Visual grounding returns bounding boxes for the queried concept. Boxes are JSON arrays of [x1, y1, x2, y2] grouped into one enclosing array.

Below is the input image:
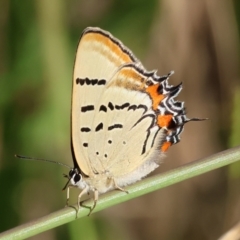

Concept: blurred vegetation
[[0, 0, 240, 239]]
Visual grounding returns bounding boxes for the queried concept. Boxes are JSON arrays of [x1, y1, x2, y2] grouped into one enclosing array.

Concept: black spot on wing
[[81, 127, 91, 132], [83, 143, 88, 147], [81, 105, 94, 112], [91, 79, 98, 85], [121, 102, 130, 109], [115, 102, 130, 110], [128, 105, 137, 111], [76, 78, 106, 86], [108, 102, 114, 110], [98, 79, 106, 85], [95, 123, 103, 132], [86, 78, 91, 85], [128, 104, 148, 113], [99, 105, 107, 112], [115, 105, 121, 110], [108, 124, 123, 131], [76, 78, 85, 85]]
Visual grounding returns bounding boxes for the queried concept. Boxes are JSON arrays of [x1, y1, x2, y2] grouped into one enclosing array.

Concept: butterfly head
[[69, 168, 82, 186], [66, 168, 91, 192]]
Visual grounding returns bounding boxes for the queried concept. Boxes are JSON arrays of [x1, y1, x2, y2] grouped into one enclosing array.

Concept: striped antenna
[[15, 154, 72, 169]]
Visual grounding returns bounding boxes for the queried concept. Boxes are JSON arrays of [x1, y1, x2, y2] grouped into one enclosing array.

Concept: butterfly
[[65, 27, 205, 215]]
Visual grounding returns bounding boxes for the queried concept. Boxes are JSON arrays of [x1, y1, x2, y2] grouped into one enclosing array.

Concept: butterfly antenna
[[15, 154, 72, 169]]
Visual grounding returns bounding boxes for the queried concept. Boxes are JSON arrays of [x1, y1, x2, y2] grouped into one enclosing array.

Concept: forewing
[[72, 27, 140, 175]]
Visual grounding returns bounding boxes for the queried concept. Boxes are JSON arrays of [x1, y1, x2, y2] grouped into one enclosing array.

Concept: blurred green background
[[1, 0, 240, 239]]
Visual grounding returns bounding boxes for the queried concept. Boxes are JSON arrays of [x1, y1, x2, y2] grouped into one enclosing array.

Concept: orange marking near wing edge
[[120, 68, 144, 81], [157, 115, 173, 128], [146, 84, 164, 110], [84, 32, 133, 64], [161, 141, 172, 152]]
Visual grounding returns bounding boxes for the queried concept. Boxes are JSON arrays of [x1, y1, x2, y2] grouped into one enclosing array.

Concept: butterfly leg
[[65, 185, 73, 207], [77, 187, 89, 215], [88, 189, 99, 216], [112, 178, 129, 194]]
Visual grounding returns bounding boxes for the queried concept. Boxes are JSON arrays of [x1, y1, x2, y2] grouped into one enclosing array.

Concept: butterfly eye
[[73, 173, 81, 183], [69, 169, 75, 177]]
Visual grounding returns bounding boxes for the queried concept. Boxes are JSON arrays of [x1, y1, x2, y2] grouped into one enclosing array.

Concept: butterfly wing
[[72, 27, 141, 176], [86, 64, 166, 186]]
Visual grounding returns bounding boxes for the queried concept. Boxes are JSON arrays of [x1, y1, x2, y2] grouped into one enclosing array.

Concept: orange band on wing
[[161, 141, 172, 152], [157, 115, 173, 128], [84, 33, 133, 65], [120, 68, 144, 82], [146, 84, 164, 110]]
